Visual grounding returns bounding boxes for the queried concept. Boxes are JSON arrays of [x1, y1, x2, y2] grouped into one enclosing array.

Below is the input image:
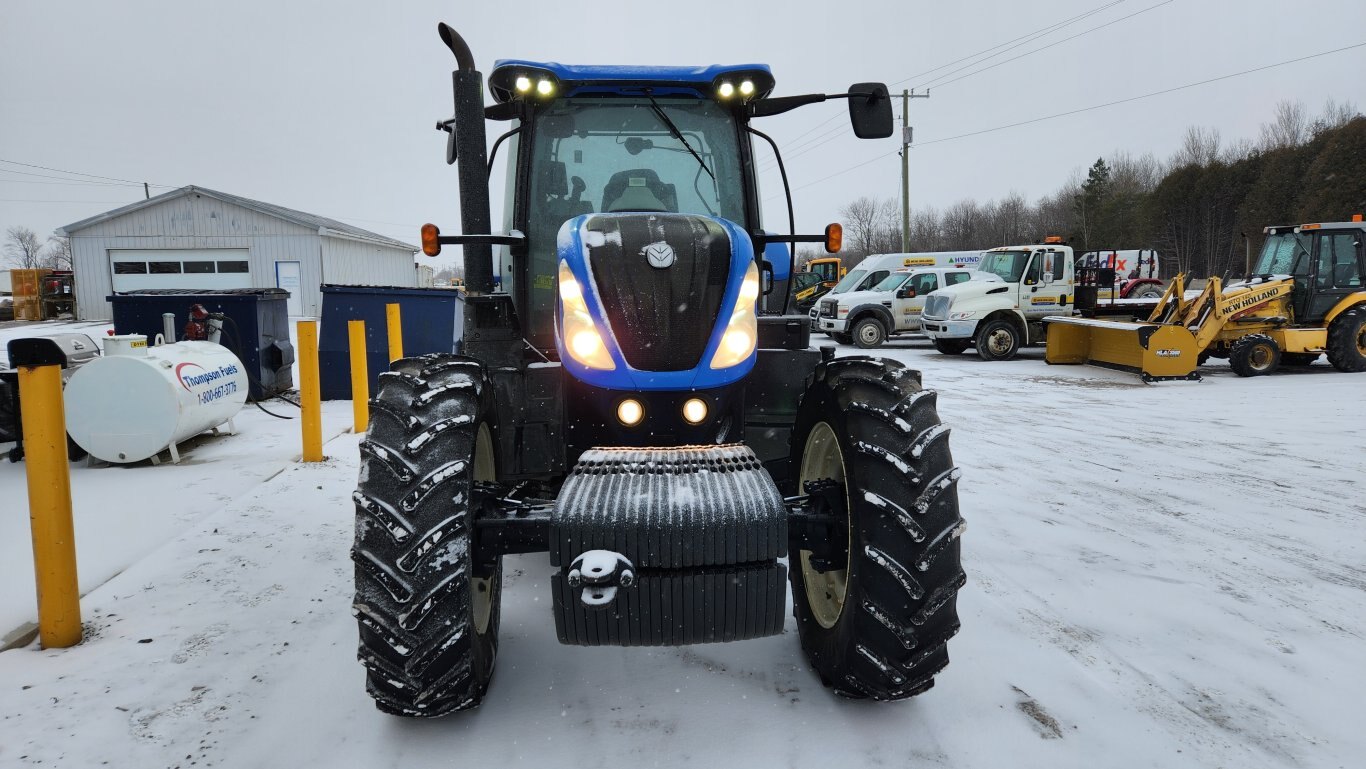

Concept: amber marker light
[[825, 223, 843, 253], [421, 223, 441, 257]]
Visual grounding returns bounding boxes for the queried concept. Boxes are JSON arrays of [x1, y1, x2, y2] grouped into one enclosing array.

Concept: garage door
[[109, 249, 254, 292]]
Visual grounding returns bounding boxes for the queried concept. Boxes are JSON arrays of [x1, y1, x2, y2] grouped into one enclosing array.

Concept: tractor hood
[[555, 212, 758, 392]]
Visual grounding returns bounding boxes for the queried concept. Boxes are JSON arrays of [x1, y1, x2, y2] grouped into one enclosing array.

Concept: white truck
[[808, 250, 981, 335], [814, 266, 981, 347], [920, 240, 1082, 360]]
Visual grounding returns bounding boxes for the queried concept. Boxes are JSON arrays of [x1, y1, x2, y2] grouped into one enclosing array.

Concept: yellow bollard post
[[18, 363, 83, 648], [386, 303, 403, 362], [297, 320, 324, 462], [348, 320, 369, 434]]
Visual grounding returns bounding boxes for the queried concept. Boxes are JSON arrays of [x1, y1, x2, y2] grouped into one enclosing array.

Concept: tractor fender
[[1324, 293, 1366, 326], [845, 303, 894, 331]]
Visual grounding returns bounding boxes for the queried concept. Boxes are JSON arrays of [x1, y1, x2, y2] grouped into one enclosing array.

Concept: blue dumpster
[[109, 289, 294, 400], [318, 285, 464, 401]]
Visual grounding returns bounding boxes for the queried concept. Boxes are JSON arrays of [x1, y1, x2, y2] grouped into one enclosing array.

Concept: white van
[[815, 265, 983, 347], [808, 251, 982, 332]]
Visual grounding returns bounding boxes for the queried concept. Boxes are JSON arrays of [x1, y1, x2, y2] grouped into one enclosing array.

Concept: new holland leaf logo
[[643, 241, 675, 269]]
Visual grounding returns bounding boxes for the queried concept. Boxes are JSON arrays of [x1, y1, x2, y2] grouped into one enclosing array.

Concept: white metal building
[[60, 186, 419, 319]]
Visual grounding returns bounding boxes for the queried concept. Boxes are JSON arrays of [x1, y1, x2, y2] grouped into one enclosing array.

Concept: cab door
[[894, 272, 939, 330], [1306, 230, 1363, 322], [1022, 249, 1069, 319]]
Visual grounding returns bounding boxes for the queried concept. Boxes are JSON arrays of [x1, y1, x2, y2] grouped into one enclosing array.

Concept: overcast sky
[[2, 0, 1363, 271]]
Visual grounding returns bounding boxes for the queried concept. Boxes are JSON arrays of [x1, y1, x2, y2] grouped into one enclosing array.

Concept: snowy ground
[[1, 325, 1363, 769]]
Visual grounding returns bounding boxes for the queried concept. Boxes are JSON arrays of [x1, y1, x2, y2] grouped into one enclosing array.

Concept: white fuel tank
[[64, 335, 248, 463]]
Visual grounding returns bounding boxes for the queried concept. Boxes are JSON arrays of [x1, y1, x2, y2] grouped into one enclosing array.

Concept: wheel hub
[[798, 422, 851, 629]]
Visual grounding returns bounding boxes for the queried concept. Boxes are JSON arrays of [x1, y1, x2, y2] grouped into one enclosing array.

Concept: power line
[[917, 0, 1175, 91], [763, 2, 1166, 173], [763, 0, 1130, 164], [894, 0, 1128, 86], [0, 158, 175, 189], [763, 41, 1366, 199], [916, 41, 1366, 147]]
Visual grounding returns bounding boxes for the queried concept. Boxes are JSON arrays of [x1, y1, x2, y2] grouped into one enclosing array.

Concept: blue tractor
[[351, 24, 966, 716]]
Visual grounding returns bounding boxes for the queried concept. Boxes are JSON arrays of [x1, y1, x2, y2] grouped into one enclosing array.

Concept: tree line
[[818, 99, 1366, 278]]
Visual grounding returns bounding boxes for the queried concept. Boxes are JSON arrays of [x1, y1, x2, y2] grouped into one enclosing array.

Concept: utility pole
[[901, 88, 929, 252]]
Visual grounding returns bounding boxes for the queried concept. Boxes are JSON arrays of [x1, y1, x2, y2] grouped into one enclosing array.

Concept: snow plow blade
[[1045, 316, 1202, 383]]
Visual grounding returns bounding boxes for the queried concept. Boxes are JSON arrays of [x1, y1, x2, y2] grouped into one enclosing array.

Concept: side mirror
[[897, 287, 915, 299], [848, 82, 893, 139], [1041, 271, 1055, 286]]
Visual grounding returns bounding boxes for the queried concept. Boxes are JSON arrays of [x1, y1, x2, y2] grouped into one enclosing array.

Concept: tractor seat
[[602, 169, 677, 213]]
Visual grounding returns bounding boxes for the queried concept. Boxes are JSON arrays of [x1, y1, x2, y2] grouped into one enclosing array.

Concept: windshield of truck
[[832, 269, 867, 293], [977, 250, 1031, 282], [523, 97, 746, 349], [794, 272, 822, 291], [873, 273, 911, 292], [1253, 233, 1312, 275]]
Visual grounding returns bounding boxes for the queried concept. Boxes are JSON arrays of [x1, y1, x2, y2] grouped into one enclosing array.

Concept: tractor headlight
[[515, 76, 532, 93], [559, 260, 615, 370], [717, 81, 736, 99], [709, 261, 760, 369]]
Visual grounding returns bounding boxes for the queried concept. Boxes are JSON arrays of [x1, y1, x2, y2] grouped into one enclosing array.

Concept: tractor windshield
[[1253, 232, 1312, 275], [977, 250, 1031, 282], [523, 97, 746, 349]]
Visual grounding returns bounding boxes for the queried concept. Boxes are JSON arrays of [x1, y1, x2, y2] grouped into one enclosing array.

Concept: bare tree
[[1311, 97, 1361, 136], [1172, 126, 1222, 167], [4, 226, 46, 269], [44, 236, 73, 270], [838, 196, 882, 257], [1109, 151, 1164, 194], [1258, 100, 1308, 150]]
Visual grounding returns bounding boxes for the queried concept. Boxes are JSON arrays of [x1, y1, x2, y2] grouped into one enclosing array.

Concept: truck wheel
[[1325, 306, 1366, 372], [933, 339, 969, 355], [789, 356, 965, 700], [352, 354, 501, 717], [852, 318, 887, 349], [831, 332, 853, 345], [1229, 334, 1280, 377], [975, 319, 1020, 361]]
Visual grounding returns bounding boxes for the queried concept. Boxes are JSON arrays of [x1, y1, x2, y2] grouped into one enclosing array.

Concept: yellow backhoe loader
[[1046, 219, 1366, 382]]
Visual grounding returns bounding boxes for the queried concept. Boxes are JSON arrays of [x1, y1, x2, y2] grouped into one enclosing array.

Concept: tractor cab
[[1255, 223, 1365, 323]]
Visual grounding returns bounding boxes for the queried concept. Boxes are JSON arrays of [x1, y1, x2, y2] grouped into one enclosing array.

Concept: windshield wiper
[[644, 91, 714, 181]]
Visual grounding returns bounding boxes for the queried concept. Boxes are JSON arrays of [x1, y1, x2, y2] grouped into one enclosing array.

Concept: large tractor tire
[[852, 318, 887, 349], [1229, 334, 1280, 377], [352, 354, 502, 717], [789, 356, 965, 700], [1129, 284, 1165, 300], [1326, 306, 1366, 372], [975, 319, 1020, 361]]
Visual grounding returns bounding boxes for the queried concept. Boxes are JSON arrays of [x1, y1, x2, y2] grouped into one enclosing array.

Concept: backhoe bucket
[[1045, 316, 1201, 382]]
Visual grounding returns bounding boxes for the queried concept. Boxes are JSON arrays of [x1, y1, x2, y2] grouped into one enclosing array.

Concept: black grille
[[584, 214, 731, 371], [820, 298, 838, 317]]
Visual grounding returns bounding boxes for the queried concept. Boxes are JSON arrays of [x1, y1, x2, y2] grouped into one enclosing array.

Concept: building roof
[[58, 185, 417, 252]]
